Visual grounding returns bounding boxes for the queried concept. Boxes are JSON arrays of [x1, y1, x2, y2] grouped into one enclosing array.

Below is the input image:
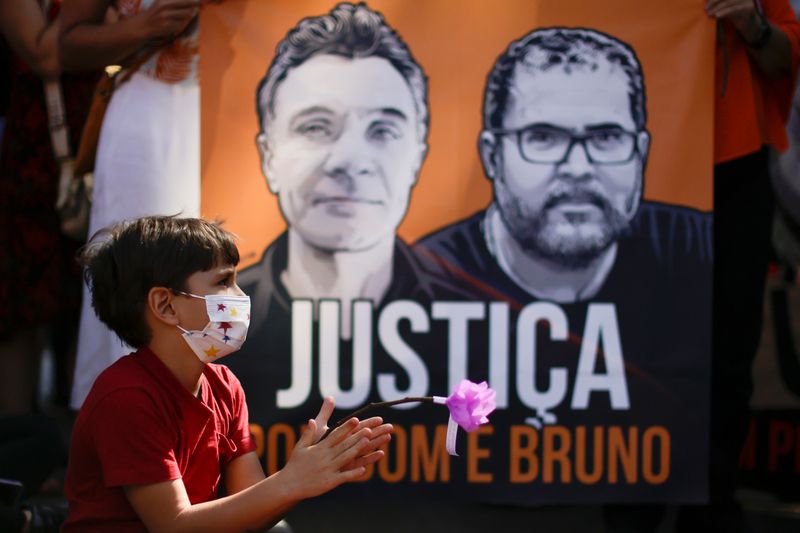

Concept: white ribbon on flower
[[433, 396, 459, 456]]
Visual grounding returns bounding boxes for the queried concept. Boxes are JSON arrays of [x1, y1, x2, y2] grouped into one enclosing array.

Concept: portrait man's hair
[[256, 2, 429, 141], [483, 27, 647, 131]]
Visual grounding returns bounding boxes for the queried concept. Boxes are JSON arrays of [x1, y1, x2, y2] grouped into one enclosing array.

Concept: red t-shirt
[[62, 347, 256, 532]]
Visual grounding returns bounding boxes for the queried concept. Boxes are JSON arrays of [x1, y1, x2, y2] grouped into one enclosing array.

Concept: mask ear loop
[[171, 289, 207, 336], [172, 289, 206, 300]]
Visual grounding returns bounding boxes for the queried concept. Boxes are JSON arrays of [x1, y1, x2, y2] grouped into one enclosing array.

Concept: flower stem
[[321, 396, 433, 440]]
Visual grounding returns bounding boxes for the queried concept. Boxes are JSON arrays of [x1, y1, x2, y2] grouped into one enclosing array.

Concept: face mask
[[175, 292, 251, 363]]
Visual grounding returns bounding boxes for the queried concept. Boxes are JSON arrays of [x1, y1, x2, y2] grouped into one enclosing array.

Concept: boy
[[62, 216, 392, 532]]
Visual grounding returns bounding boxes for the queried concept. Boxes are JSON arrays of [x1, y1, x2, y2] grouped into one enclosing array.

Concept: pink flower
[[445, 380, 496, 432]]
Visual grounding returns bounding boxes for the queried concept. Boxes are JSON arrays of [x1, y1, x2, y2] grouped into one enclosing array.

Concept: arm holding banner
[[0, 0, 60, 80], [59, 0, 199, 72], [706, 0, 800, 79]]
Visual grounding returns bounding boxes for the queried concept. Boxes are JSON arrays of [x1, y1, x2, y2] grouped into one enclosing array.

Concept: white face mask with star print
[[176, 293, 251, 363]]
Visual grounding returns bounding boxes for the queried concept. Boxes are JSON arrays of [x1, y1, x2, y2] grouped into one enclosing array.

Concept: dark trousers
[[676, 149, 773, 531], [605, 149, 774, 532], [0, 414, 66, 532]]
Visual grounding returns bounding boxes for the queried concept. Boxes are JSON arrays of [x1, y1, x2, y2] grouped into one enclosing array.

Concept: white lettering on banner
[[571, 304, 630, 410], [431, 302, 485, 396], [319, 300, 373, 409], [377, 301, 430, 406], [516, 303, 569, 426], [489, 302, 510, 408], [277, 300, 631, 416], [276, 299, 313, 408]]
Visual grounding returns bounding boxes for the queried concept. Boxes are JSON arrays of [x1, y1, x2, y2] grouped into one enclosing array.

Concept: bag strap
[[46, 46, 161, 210], [44, 81, 70, 162], [116, 46, 159, 85], [38, 0, 76, 209]]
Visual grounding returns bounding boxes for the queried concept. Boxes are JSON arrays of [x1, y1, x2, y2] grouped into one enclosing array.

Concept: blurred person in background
[[0, 2, 98, 531], [60, 0, 207, 410], [0, 0, 98, 415], [686, 1, 799, 531]]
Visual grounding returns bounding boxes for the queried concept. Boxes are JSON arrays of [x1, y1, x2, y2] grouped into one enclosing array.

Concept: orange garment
[[116, 0, 198, 85], [715, 0, 800, 163]]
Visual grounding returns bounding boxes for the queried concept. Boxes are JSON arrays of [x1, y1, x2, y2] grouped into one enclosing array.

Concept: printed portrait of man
[[413, 28, 713, 491], [417, 27, 713, 305], [226, 2, 469, 435], [239, 2, 467, 338]]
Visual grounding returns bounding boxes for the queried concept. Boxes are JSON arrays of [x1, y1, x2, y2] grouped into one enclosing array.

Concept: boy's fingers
[[333, 427, 373, 456], [342, 441, 389, 471], [297, 419, 316, 448], [331, 428, 372, 463], [355, 416, 383, 431], [325, 417, 359, 445], [369, 430, 393, 445], [312, 397, 336, 442], [337, 466, 367, 484], [347, 449, 386, 470], [334, 436, 371, 470], [360, 433, 392, 456], [368, 423, 393, 440]]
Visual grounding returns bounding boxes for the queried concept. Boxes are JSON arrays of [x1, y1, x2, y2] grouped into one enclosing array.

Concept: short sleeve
[[765, 0, 800, 76], [222, 370, 257, 464], [88, 388, 182, 487]]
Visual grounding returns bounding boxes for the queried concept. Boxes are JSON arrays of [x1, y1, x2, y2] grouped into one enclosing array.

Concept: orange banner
[[200, 0, 714, 503]]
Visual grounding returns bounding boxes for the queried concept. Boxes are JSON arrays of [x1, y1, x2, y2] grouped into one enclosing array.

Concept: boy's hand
[[279, 400, 393, 501], [280, 417, 368, 500], [341, 415, 393, 471], [309, 397, 393, 471], [310, 396, 336, 443]]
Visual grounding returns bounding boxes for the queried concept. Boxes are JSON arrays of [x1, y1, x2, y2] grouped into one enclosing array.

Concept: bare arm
[[0, 0, 60, 80], [59, 0, 200, 72], [126, 417, 392, 533], [707, 0, 793, 79], [222, 399, 391, 532]]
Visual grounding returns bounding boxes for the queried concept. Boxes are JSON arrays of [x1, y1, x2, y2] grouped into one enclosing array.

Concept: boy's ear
[[147, 287, 180, 326]]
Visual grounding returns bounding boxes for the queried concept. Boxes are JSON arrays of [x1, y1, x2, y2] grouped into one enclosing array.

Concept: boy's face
[[175, 263, 245, 331]]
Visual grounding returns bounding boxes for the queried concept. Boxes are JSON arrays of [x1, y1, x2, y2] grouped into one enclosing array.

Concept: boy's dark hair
[[80, 216, 240, 348]]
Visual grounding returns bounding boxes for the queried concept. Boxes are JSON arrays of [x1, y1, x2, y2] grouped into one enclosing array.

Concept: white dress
[[69, 70, 200, 409]]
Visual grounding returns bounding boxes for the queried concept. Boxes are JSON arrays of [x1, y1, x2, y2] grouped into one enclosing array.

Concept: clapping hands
[[278, 397, 393, 501]]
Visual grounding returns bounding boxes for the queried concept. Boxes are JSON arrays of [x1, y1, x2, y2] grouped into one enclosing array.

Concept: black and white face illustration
[[480, 29, 650, 269], [257, 53, 427, 253]]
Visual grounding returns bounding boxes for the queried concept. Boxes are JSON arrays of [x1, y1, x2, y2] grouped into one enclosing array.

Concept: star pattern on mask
[[204, 345, 220, 358], [230, 308, 238, 317], [217, 303, 226, 311], [218, 322, 232, 334]]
